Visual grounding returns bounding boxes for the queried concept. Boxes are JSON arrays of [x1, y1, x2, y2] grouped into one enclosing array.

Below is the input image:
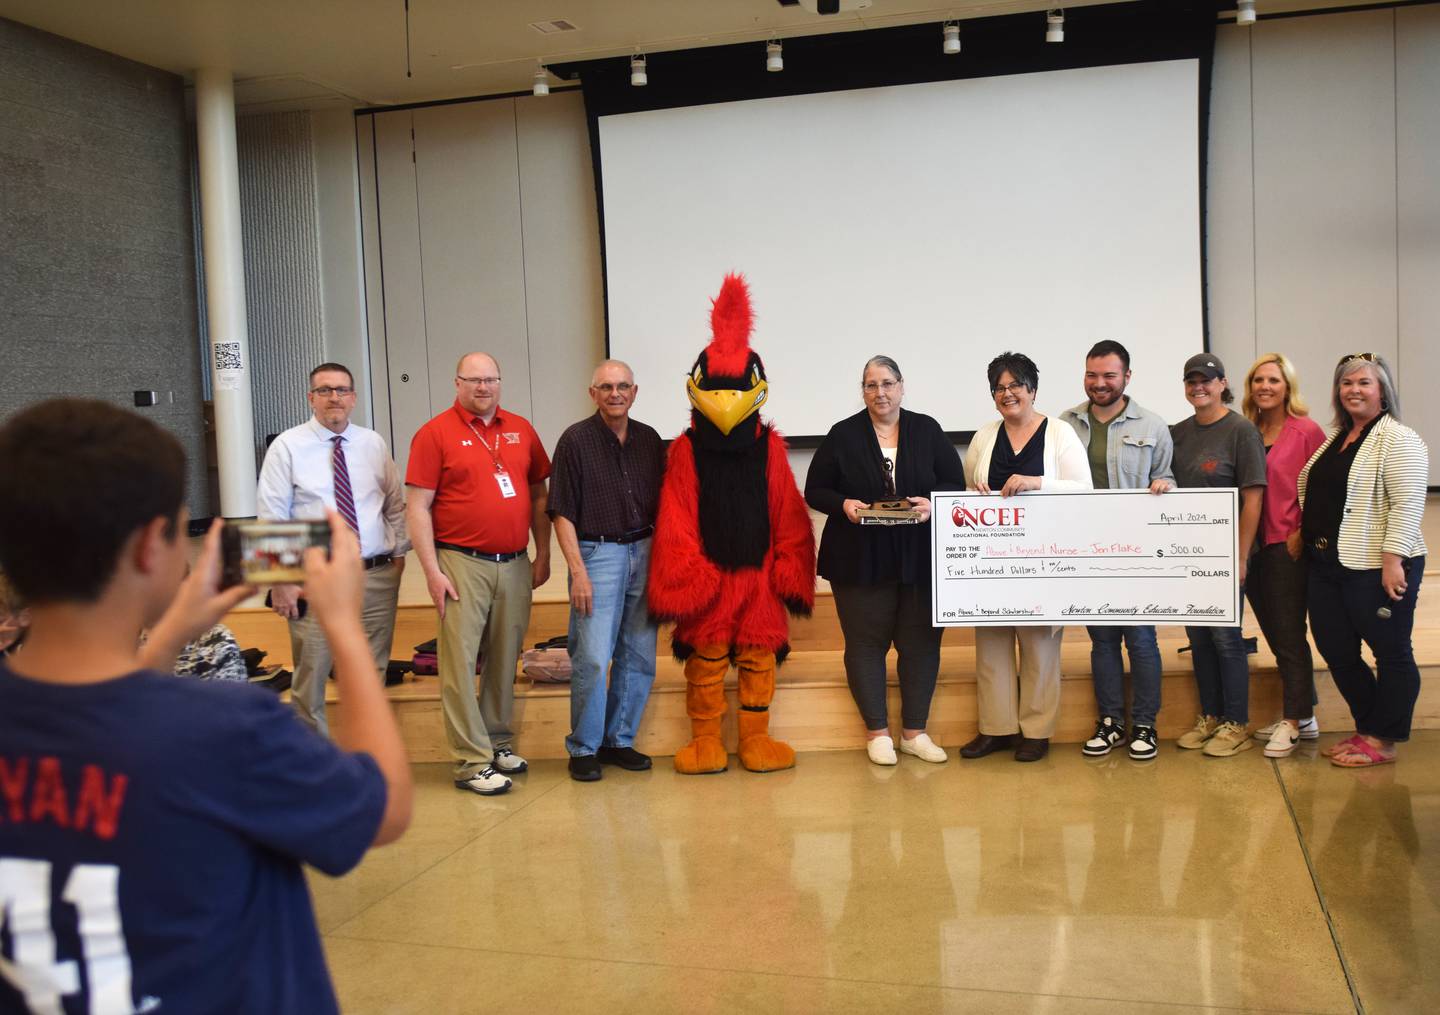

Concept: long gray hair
[[1332, 354, 1401, 430]]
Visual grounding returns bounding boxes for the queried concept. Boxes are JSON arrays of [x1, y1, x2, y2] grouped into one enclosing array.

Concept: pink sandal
[[1330, 738, 1395, 768], [1321, 735, 1363, 758]]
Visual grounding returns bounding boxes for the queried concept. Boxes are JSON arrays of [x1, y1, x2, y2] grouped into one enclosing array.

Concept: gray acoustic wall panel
[[0, 16, 208, 513], [236, 110, 325, 452]]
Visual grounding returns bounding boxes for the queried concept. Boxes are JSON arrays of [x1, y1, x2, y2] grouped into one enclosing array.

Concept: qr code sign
[[214, 342, 243, 371]]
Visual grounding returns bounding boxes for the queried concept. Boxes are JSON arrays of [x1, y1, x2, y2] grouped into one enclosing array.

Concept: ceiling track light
[[943, 22, 961, 56], [1237, 0, 1257, 26], [766, 39, 783, 73], [532, 64, 549, 96], [630, 53, 647, 87], [1046, 8, 1064, 44]]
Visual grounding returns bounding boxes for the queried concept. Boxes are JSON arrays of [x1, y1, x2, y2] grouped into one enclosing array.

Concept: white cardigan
[[1297, 413, 1429, 569], [964, 417, 1094, 492]]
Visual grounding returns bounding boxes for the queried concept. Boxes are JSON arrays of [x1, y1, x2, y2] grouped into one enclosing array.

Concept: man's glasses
[[991, 381, 1029, 397], [862, 380, 900, 394], [310, 386, 354, 397], [457, 376, 501, 387], [593, 382, 634, 394]]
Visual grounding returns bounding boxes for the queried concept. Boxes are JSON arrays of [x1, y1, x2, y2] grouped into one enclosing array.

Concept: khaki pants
[[438, 550, 532, 779], [974, 625, 1064, 739], [289, 561, 402, 737]]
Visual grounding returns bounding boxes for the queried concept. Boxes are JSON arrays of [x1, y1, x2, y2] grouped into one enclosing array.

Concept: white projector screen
[[598, 59, 1203, 441]]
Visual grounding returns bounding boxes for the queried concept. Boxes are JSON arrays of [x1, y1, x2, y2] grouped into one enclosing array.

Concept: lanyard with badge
[[464, 418, 517, 498]]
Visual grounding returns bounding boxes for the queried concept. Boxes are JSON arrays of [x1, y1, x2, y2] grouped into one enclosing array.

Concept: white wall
[[1207, 8, 1440, 482]]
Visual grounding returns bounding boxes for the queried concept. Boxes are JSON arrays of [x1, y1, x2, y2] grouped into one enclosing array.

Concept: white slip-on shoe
[[867, 736, 898, 766], [899, 732, 948, 764]]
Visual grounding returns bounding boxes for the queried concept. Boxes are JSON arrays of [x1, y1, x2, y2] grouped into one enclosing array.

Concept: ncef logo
[[951, 504, 1026, 530]]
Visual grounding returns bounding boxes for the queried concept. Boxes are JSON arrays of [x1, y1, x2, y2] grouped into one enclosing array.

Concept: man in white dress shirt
[[257, 363, 409, 735]]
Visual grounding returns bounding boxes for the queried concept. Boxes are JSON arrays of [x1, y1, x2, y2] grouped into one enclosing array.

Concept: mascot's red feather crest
[[705, 273, 755, 377]]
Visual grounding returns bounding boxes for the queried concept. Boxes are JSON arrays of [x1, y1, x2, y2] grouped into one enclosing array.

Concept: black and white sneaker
[[492, 746, 528, 774], [1128, 726, 1158, 761], [1082, 717, 1127, 757], [454, 765, 512, 795]]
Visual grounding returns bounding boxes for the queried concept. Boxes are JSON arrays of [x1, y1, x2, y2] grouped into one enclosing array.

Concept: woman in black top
[[805, 356, 965, 766]]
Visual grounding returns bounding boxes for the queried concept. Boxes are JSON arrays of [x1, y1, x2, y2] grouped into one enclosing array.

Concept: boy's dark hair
[[1085, 340, 1131, 371], [309, 362, 355, 387], [0, 398, 187, 604], [986, 351, 1040, 394]]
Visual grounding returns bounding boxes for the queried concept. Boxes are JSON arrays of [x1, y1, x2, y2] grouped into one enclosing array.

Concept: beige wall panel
[[1252, 10, 1396, 408], [1397, 6, 1440, 483], [1205, 26, 1257, 379], [412, 100, 531, 425], [371, 110, 433, 469], [355, 115, 392, 443], [312, 109, 370, 426], [514, 91, 605, 451]]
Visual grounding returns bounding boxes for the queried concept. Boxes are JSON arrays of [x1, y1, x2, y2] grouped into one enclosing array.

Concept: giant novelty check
[[930, 488, 1240, 627]]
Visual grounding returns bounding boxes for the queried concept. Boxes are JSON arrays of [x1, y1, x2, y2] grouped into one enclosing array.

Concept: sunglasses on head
[[1337, 352, 1380, 367]]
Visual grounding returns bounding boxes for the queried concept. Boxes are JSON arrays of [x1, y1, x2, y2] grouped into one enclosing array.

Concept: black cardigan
[[804, 408, 965, 587]]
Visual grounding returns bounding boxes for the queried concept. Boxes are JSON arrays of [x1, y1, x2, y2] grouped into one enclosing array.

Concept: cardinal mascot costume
[[649, 273, 816, 774]]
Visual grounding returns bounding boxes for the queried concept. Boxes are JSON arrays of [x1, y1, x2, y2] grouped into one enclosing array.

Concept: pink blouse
[[1260, 415, 1327, 547]]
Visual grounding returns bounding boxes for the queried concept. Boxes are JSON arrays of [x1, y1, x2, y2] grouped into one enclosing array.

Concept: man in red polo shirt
[[406, 352, 552, 795]]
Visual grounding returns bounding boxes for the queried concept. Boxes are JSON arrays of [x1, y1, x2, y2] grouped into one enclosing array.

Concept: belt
[[436, 541, 526, 563], [577, 526, 654, 545], [362, 554, 394, 571]]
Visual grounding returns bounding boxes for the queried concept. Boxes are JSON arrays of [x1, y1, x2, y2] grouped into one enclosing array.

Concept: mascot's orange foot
[[738, 735, 796, 773], [674, 735, 729, 775]]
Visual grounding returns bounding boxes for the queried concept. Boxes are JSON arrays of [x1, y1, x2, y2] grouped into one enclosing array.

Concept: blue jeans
[[566, 538, 659, 757], [1185, 596, 1250, 725], [1307, 550, 1425, 742], [1087, 625, 1162, 727]]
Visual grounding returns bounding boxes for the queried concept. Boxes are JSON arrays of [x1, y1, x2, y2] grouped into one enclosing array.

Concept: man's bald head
[[590, 359, 634, 388], [456, 352, 500, 379]]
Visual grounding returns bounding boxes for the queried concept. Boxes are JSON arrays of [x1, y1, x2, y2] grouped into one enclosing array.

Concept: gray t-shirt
[[1169, 410, 1267, 490]]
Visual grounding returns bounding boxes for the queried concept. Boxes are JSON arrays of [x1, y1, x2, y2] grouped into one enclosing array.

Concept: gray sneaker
[[492, 746, 528, 773], [454, 765, 512, 795]]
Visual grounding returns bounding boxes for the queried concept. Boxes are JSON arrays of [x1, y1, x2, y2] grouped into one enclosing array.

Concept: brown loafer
[[959, 733, 1017, 759], [1015, 737, 1050, 762]]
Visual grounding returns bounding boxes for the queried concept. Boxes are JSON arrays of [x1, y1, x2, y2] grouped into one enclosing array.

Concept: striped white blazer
[[1297, 413, 1429, 569]]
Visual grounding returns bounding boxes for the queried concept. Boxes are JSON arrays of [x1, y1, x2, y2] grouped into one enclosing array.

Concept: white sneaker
[[454, 765, 512, 795], [899, 732, 948, 764], [1254, 716, 1320, 741], [1264, 721, 1301, 758], [492, 746, 528, 773], [866, 736, 898, 766]]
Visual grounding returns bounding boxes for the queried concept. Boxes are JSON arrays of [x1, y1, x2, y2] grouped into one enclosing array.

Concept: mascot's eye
[[751, 368, 760, 387], [692, 364, 703, 384]]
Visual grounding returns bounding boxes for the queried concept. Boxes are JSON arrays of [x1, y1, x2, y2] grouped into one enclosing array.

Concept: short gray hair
[[1332, 354, 1401, 429], [862, 355, 903, 384]]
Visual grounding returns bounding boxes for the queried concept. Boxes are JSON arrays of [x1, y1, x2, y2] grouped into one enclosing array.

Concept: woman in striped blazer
[[1297, 353, 1429, 767]]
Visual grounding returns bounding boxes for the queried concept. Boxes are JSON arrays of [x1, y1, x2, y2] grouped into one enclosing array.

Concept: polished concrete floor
[[312, 733, 1440, 1014]]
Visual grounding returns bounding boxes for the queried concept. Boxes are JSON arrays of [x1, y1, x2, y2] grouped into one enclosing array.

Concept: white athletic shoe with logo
[[1253, 716, 1319, 741]]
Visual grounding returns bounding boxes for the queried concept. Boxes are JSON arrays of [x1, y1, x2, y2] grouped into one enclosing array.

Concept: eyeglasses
[[593, 382, 634, 394], [991, 381, 1029, 397], [862, 380, 900, 394], [310, 386, 354, 397], [1336, 353, 1380, 367], [457, 375, 502, 387]]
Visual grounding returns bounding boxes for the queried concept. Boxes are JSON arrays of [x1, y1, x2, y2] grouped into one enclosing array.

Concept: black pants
[[832, 581, 943, 730], [1307, 549, 1425, 742], [1246, 542, 1318, 721]]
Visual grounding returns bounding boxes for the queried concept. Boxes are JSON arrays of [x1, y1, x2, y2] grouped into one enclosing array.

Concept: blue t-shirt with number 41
[[0, 661, 387, 1014]]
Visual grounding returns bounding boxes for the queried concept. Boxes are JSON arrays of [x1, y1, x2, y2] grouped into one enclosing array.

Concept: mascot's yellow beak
[[687, 377, 769, 436]]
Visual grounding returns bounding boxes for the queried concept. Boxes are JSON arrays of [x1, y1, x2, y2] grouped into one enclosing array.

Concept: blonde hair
[[1242, 352, 1309, 423]]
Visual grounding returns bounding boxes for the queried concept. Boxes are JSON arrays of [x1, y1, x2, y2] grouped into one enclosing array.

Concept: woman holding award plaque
[[805, 355, 965, 766], [961, 352, 1092, 763]]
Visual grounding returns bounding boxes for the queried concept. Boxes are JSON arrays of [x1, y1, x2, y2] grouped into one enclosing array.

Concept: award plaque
[[858, 499, 924, 525]]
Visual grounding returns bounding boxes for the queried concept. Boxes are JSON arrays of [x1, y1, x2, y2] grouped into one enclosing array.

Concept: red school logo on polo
[[951, 504, 1026, 529]]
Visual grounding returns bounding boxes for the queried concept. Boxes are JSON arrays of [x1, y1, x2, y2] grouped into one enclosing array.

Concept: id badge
[[494, 471, 517, 498]]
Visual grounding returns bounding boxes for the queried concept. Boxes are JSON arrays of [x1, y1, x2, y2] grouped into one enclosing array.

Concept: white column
[[194, 67, 258, 518]]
